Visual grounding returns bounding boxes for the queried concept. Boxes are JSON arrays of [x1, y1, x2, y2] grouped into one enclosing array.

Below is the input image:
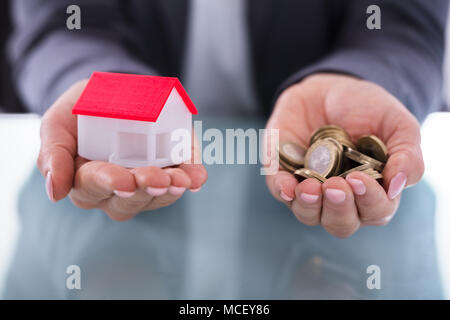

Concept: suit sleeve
[[8, 0, 156, 114], [276, 0, 448, 122]]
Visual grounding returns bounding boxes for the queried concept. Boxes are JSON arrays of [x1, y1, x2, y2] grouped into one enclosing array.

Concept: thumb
[[382, 120, 425, 200], [38, 141, 76, 202], [37, 82, 86, 202]]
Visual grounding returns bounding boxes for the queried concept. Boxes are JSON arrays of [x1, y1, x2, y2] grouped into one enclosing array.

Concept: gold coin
[[279, 158, 298, 174], [278, 142, 306, 167], [310, 125, 355, 149], [304, 138, 341, 178], [323, 137, 344, 176], [338, 164, 373, 178], [310, 125, 347, 144], [294, 168, 326, 183], [331, 135, 356, 150], [356, 135, 388, 163], [361, 168, 384, 180], [344, 147, 385, 172]]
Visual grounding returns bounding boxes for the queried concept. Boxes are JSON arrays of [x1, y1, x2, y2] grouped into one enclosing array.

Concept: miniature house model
[[72, 72, 198, 168]]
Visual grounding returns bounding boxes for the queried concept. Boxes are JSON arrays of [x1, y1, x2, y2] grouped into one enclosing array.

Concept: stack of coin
[[310, 125, 356, 149], [278, 126, 388, 184]]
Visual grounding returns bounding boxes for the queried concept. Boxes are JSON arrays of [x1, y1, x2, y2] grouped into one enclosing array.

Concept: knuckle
[[102, 203, 135, 221], [362, 205, 397, 226], [106, 211, 132, 222], [295, 213, 319, 226], [153, 196, 177, 207], [88, 196, 142, 221], [69, 195, 95, 210], [68, 191, 98, 210], [360, 202, 396, 224], [323, 221, 358, 238], [292, 202, 318, 225], [355, 193, 377, 208]]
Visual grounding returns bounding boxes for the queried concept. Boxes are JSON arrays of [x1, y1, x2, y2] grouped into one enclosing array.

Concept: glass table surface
[[0, 114, 448, 299]]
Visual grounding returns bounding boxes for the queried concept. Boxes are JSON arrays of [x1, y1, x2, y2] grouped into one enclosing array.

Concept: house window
[[117, 132, 147, 160], [156, 132, 171, 160]]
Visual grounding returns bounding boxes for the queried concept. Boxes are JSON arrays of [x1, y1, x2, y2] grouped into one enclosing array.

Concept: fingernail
[[346, 178, 366, 196], [146, 187, 168, 197], [169, 186, 186, 196], [300, 192, 319, 204], [388, 172, 407, 199], [325, 188, 346, 204], [190, 187, 202, 193], [280, 190, 293, 202], [45, 172, 56, 203], [113, 190, 135, 198]]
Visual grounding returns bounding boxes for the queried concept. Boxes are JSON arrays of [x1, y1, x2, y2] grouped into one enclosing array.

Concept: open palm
[[38, 80, 207, 221], [266, 74, 424, 238]]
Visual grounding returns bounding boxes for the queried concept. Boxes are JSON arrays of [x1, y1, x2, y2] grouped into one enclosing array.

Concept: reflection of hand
[[266, 74, 424, 238], [38, 80, 207, 221]]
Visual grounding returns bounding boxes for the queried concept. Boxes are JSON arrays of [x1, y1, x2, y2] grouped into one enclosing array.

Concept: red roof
[[72, 72, 198, 122]]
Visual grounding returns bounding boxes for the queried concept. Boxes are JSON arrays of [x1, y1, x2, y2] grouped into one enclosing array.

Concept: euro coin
[[338, 164, 373, 178], [362, 168, 383, 180], [294, 168, 326, 183], [344, 147, 385, 172], [305, 138, 342, 178], [279, 157, 298, 174], [310, 125, 347, 144], [356, 135, 388, 163], [310, 125, 355, 149], [278, 141, 306, 167]]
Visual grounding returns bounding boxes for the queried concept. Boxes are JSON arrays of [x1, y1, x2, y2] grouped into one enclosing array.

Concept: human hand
[[38, 80, 207, 221], [266, 74, 424, 237]]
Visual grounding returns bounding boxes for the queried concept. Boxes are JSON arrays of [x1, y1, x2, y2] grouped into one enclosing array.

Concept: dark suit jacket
[[8, 0, 449, 121]]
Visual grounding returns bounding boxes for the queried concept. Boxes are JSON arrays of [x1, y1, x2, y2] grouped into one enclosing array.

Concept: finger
[[179, 128, 208, 191], [265, 170, 298, 206], [132, 166, 171, 197], [346, 172, 399, 226], [291, 178, 323, 225], [178, 163, 208, 191], [383, 145, 424, 199], [71, 158, 136, 203], [139, 168, 191, 209], [321, 177, 360, 238], [101, 189, 151, 221], [38, 106, 77, 202], [164, 167, 192, 196], [102, 166, 192, 221], [382, 112, 424, 200], [37, 80, 88, 202]]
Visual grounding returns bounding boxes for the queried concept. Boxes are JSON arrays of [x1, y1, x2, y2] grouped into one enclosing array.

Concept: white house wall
[[153, 88, 192, 164], [78, 115, 152, 161]]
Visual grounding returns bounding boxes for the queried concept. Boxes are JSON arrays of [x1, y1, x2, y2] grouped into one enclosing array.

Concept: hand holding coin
[[265, 73, 424, 238]]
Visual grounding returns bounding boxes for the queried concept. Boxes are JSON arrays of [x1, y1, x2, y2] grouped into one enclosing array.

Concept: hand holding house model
[[72, 72, 198, 168]]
